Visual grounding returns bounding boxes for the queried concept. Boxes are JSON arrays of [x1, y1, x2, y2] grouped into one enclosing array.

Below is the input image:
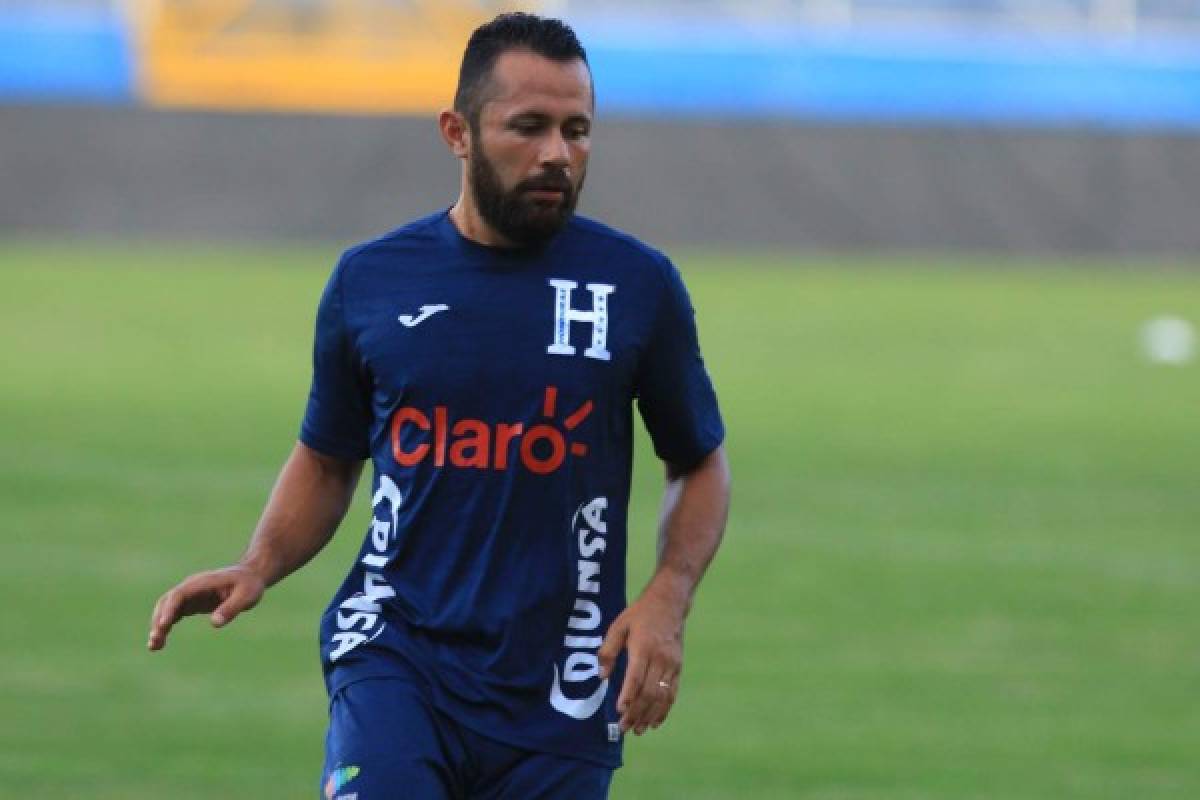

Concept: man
[[147, 12, 729, 799]]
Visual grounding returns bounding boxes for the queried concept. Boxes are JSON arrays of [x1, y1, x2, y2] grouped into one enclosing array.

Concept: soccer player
[[147, 12, 730, 799]]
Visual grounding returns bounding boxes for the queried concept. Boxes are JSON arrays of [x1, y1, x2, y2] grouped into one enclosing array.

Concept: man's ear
[[438, 109, 470, 160]]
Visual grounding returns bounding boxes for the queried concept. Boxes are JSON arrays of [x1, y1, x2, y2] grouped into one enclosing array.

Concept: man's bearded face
[[468, 133, 585, 248]]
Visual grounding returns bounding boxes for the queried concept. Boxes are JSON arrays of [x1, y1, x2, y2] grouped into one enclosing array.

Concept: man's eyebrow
[[507, 110, 551, 123], [505, 110, 591, 123]]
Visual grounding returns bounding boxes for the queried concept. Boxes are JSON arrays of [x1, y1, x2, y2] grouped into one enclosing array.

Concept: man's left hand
[[597, 586, 687, 735]]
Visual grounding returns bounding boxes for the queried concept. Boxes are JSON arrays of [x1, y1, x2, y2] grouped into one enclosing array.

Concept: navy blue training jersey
[[300, 210, 724, 768]]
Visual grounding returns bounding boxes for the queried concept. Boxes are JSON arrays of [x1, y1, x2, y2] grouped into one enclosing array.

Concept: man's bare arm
[[147, 441, 364, 651], [597, 444, 731, 735]]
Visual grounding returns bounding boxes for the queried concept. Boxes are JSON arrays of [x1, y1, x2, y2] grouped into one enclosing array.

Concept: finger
[[148, 573, 224, 650], [211, 579, 260, 628], [646, 672, 680, 731], [635, 685, 670, 735], [625, 665, 668, 735], [149, 593, 167, 636], [617, 651, 648, 729], [147, 588, 185, 651], [597, 616, 629, 680], [147, 595, 166, 650]]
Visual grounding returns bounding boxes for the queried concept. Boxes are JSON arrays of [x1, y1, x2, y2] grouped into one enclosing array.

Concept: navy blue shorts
[[321, 677, 614, 800]]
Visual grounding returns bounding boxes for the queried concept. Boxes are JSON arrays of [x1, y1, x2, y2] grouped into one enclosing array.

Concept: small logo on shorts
[[324, 765, 360, 800], [607, 723, 621, 742]]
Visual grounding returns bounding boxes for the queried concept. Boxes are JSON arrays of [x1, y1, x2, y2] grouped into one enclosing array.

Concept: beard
[[468, 139, 584, 248]]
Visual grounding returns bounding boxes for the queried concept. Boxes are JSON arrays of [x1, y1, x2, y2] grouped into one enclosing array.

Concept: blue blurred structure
[[0, 2, 132, 101], [568, 0, 1200, 127], [580, 21, 1200, 128], [2, 0, 1200, 127]]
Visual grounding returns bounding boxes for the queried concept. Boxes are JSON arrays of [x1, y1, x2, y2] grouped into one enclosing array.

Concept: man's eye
[[566, 127, 589, 140]]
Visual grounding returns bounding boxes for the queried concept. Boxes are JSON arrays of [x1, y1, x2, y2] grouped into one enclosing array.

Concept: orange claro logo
[[390, 386, 593, 474]]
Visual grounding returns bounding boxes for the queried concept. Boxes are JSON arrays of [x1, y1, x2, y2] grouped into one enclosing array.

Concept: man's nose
[[540, 131, 570, 168]]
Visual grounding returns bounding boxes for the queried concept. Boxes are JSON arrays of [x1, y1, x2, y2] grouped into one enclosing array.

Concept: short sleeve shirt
[[301, 210, 724, 768]]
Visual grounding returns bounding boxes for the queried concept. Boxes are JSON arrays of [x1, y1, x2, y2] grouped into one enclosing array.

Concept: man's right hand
[[147, 565, 266, 651]]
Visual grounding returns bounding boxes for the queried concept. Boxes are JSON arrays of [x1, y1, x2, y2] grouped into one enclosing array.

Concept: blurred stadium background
[[2, 1, 1198, 798]]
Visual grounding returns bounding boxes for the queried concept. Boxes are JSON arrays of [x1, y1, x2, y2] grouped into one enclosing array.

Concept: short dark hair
[[453, 12, 589, 129]]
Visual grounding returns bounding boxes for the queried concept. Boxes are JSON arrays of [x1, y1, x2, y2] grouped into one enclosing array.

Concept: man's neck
[[448, 194, 517, 249]]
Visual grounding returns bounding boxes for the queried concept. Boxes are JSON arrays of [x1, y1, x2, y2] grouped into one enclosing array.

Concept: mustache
[[517, 171, 572, 194]]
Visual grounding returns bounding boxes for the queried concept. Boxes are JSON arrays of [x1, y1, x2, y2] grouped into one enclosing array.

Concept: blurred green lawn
[[1, 242, 1198, 798]]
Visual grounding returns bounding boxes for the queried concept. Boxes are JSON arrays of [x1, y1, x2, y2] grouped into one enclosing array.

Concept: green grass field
[[2, 241, 1198, 799]]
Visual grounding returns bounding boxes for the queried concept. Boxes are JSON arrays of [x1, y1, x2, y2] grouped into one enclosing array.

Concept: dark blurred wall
[[3, 104, 1200, 255]]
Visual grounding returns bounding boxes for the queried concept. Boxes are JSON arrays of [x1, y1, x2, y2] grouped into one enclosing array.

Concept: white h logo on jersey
[[546, 279, 615, 361]]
